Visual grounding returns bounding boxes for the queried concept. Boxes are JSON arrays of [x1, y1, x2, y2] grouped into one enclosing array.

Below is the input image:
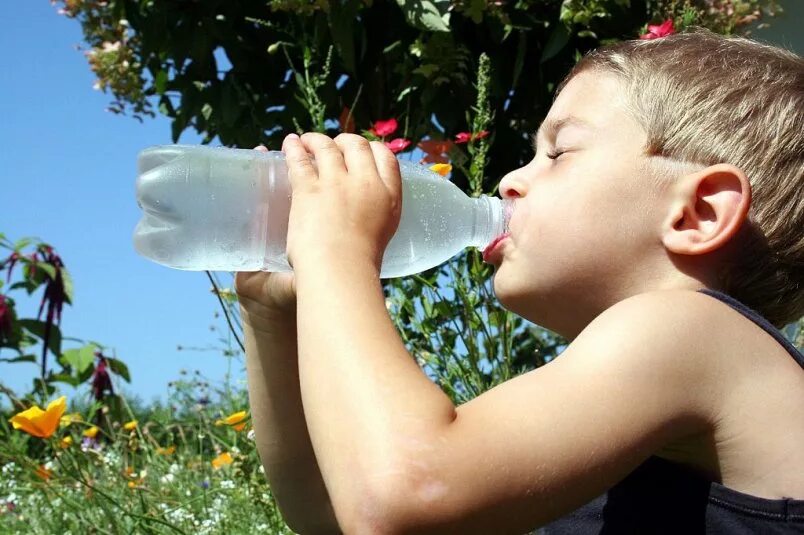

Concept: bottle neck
[[469, 196, 513, 249]]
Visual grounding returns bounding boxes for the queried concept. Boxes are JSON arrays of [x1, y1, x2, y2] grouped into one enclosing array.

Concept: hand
[[282, 132, 402, 273], [234, 145, 297, 328]]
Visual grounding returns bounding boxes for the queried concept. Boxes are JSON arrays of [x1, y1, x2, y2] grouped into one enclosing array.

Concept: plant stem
[[205, 271, 244, 354]]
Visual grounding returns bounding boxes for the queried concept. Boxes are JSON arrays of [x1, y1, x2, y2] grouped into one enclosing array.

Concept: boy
[[236, 28, 804, 533]]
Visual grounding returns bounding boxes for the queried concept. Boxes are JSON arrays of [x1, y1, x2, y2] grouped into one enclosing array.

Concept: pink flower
[[370, 118, 398, 137], [0, 295, 12, 341], [384, 138, 411, 153], [454, 130, 489, 144], [640, 19, 675, 40]]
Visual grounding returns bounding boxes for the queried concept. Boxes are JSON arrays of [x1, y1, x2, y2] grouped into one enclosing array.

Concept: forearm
[[242, 308, 340, 534], [294, 259, 457, 530]]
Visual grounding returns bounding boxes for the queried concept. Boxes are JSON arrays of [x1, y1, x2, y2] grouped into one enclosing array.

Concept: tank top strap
[[696, 288, 804, 370]]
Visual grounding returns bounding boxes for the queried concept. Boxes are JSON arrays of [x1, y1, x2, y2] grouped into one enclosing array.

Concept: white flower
[[247, 429, 255, 441], [119, 18, 129, 27], [1, 463, 17, 475], [169, 463, 180, 475], [160, 473, 175, 484], [219, 479, 235, 490], [258, 464, 265, 474], [101, 41, 121, 52]]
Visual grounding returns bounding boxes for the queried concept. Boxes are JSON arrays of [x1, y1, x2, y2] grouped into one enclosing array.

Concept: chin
[[492, 270, 528, 313]]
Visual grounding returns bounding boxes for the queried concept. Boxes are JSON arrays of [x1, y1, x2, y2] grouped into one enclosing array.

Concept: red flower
[[454, 130, 489, 144], [3, 252, 20, 282], [0, 294, 12, 342], [384, 138, 411, 153], [32, 246, 68, 378], [370, 118, 398, 137], [91, 355, 114, 401], [338, 107, 356, 134], [418, 138, 455, 164], [640, 19, 675, 40]]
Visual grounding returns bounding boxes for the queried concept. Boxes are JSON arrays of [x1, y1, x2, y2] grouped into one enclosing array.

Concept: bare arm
[[242, 306, 340, 535]]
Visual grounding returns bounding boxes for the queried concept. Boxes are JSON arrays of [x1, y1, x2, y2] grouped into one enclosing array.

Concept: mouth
[[482, 232, 511, 264]]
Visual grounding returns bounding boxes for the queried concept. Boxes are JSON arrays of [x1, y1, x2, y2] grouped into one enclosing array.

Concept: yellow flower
[[429, 163, 452, 177], [9, 396, 67, 438], [156, 445, 176, 455], [123, 420, 138, 431], [59, 436, 73, 449], [59, 413, 82, 428], [211, 451, 233, 470], [83, 426, 99, 438], [215, 410, 248, 432]]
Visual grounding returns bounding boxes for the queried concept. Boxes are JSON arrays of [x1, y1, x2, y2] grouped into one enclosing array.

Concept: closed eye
[[546, 149, 565, 160]]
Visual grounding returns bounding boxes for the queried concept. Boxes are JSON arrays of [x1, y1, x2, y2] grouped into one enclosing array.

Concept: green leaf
[[50, 372, 80, 387], [220, 78, 242, 127], [18, 319, 62, 358], [396, 0, 451, 32], [328, 0, 359, 74], [0, 354, 37, 364], [37, 262, 57, 281], [60, 265, 74, 305], [201, 103, 213, 121], [158, 95, 175, 117], [541, 23, 570, 64], [106, 357, 131, 383], [13, 237, 33, 250], [61, 344, 96, 374], [154, 69, 168, 94]]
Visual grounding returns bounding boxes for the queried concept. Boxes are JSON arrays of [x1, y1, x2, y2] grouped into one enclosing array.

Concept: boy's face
[[492, 70, 670, 339]]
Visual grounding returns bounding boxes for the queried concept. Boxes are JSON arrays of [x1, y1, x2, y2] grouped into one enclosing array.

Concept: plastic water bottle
[[133, 144, 513, 279]]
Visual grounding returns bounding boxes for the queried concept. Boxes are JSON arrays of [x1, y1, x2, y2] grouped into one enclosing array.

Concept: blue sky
[[1, 2, 239, 405], [1, 2, 801, 407]]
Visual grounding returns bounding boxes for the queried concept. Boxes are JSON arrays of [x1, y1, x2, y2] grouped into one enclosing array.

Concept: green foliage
[[0, 236, 128, 409], [49, 0, 791, 405], [0, 371, 288, 534], [53, 0, 777, 184]]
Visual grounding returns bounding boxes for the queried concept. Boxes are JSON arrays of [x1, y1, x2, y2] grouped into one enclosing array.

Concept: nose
[[498, 170, 527, 200]]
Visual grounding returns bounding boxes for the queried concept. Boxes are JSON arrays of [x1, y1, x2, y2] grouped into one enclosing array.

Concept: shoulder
[[590, 288, 723, 330], [564, 289, 726, 415], [577, 288, 730, 367]]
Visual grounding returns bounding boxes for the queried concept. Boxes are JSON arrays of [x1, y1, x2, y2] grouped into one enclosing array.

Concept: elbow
[[343, 465, 446, 535]]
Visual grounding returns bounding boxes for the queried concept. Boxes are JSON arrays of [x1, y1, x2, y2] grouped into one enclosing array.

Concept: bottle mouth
[[502, 198, 514, 234]]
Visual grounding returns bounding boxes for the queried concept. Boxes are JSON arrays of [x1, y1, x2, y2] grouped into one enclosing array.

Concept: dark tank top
[[538, 288, 804, 534]]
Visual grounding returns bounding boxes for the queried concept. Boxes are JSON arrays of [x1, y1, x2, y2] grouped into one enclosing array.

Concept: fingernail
[[286, 133, 299, 140]]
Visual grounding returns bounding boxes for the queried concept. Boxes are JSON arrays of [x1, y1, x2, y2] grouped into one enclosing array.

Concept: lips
[[482, 232, 511, 263]]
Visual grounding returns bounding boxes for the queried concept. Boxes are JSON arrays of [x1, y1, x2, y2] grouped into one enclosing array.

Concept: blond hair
[[558, 27, 803, 328]]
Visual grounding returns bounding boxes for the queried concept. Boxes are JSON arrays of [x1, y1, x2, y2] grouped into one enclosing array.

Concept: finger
[[333, 134, 378, 177], [299, 132, 347, 181], [282, 133, 318, 191], [253, 145, 268, 152], [368, 141, 403, 199]]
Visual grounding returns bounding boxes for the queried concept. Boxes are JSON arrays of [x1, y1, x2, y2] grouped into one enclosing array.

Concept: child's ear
[[661, 163, 752, 256]]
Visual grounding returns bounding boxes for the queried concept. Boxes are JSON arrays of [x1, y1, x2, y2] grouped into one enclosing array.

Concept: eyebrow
[[531, 116, 593, 152]]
